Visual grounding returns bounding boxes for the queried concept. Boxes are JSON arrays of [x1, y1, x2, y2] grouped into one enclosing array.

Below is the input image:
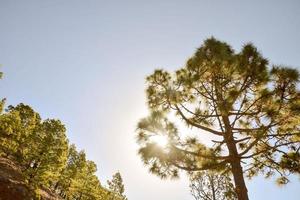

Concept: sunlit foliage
[[107, 172, 128, 200], [0, 102, 127, 199], [136, 38, 300, 200], [0, 72, 127, 200]]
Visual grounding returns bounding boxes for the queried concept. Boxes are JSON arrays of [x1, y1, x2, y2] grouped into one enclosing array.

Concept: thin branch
[[172, 160, 228, 172], [175, 105, 223, 136], [172, 145, 230, 160]]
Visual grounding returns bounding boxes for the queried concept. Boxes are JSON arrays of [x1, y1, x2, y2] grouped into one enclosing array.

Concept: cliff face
[[0, 157, 61, 200]]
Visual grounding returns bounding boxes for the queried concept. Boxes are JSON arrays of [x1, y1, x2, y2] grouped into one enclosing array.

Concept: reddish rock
[[0, 157, 61, 200]]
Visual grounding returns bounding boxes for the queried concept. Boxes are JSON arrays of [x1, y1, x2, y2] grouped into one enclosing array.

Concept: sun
[[151, 135, 169, 148]]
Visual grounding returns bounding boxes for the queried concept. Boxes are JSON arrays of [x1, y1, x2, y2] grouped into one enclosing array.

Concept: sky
[[0, 0, 299, 199]]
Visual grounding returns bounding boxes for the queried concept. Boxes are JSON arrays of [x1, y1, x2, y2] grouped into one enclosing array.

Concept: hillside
[[0, 101, 128, 200], [0, 157, 61, 200]]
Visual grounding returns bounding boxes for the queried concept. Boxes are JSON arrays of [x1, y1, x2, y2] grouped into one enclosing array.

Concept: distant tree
[[0, 70, 5, 120], [107, 172, 127, 200], [0, 99, 4, 113], [0, 104, 41, 163], [136, 38, 300, 200], [0, 71, 3, 115], [0, 71, 124, 200], [190, 171, 236, 200], [54, 145, 107, 200], [0, 104, 68, 187], [0, 104, 113, 199], [72, 160, 100, 200], [24, 119, 69, 187], [53, 144, 86, 197]]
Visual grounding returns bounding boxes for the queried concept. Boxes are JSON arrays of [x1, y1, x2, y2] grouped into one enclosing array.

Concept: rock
[[0, 157, 61, 200]]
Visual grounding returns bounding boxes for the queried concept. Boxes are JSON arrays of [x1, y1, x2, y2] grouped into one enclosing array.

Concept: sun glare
[[152, 135, 169, 148]]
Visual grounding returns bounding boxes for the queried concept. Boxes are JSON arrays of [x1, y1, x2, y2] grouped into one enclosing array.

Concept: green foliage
[[54, 145, 112, 200], [0, 98, 5, 113], [0, 103, 68, 187], [0, 104, 41, 161], [0, 102, 127, 199], [0, 68, 127, 200], [107, 172, 127, 200], [25, 119, 69, 187], [136, 37, 300, 200]]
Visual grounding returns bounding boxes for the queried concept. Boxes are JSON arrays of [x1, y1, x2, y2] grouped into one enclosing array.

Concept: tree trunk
[[230, 158, 249, 200], [226, 137, 249, 200], [215, 80, 249, 200], [222, 116, 249, 200]]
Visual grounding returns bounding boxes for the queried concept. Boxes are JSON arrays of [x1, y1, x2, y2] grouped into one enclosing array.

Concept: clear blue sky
[[0, 0, 299, 199]]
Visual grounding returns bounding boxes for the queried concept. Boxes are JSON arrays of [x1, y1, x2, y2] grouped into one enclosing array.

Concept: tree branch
[[175, 105, 223, 136]]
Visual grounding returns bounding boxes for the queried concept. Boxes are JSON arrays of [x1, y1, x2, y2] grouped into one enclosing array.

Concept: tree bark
[[230, 158, 249, 200], [226, 137, 249, 200], [222, 116, 249, 200]]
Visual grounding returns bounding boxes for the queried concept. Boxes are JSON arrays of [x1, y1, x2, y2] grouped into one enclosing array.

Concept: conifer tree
[[54, 144, 110, 200], [189, 171, 236, 200], [54, 145, 88, 198], [54, 144, 82, 197], [0, 72, 126, 199], [107, 172, 127, 200], [0, 104, 68, 186], [0, 104, 41, 162], [73, 160, 98, 199], [24, 119, 69, 187], [0, 99, 5, 114], [136, 38, 300, 200]]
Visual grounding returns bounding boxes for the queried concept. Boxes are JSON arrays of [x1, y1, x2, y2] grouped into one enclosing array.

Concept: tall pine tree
[[136, 38, 300, 200]]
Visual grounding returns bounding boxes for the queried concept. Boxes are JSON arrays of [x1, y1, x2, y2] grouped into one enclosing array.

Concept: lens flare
[[152, 135, 169, 147]]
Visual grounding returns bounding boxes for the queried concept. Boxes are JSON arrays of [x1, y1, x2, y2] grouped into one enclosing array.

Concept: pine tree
[[54, 144, 110, 200], [73, 160, 99, 200], [24, 119, 69, 187], [107, 172, 127, 200], [136, 38, 300, 200], [0, 99, 5, 114], [54, 144, 83, 197], [0, 104, 41, 162], [190, 171, 236, 200], [0, 72, 126, 199]]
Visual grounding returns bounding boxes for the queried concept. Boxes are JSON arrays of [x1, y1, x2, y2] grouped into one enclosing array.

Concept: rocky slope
[[0, 157, 61, 200]]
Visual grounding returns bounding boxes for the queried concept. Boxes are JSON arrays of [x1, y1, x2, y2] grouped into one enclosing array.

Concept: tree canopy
[[0, 80, 128, 200], [136, 38, 300, 200]]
